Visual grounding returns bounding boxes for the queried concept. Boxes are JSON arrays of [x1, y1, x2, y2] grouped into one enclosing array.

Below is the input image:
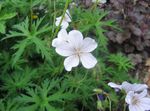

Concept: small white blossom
[[55, 9, 71, 29], [92, 0, 107, 4], [52, 29, 69, 47], [54, 30, 98, 71], [108, 81, 148, 93], [125, 90, 150, 111]]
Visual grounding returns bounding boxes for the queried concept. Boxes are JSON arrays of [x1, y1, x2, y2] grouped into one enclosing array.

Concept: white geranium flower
[[125, 90, 150, 111], [92, 0, 107, 4], [55, 30, 98, 71], [52, 29, 69, 47], [55, 9, 71, 29], [108, 81, 148, 93]]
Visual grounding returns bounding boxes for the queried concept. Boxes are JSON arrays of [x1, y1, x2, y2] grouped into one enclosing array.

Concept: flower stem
[[107, 96, 112, 111], [123, 102, 127, 111], [30, 0, 33, 31]]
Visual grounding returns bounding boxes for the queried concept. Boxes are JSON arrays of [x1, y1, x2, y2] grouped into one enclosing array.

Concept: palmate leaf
[[0, 21, 6, 34], [3, 17, 52, 65], [11, 38, 30, 66], [17, 79, 77, 111], [0, 99, 20, 111], [75, 8, 120, 48], [0, 12, 17, 21], [108, 53, 133, 71], [0, 11, 17, 34], [1, 67, 37, 94]]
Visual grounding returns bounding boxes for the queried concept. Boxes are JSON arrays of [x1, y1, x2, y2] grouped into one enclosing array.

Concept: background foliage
[[0, 0, 136, 111]]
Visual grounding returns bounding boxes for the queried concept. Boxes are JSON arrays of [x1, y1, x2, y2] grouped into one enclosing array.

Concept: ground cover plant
[[0, 0, 150, 111]]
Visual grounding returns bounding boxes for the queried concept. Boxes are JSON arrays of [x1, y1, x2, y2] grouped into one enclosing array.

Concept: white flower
[[55, 9, 71, 29], [92, 0, 107, 4], [55, 30, 98, 71], [125, 90, 150, 111], [108, 81, 148, 93], [52, 29, 69, 47]]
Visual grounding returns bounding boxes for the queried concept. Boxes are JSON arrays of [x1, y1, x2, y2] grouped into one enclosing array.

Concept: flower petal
[[80, 53, 97, 69], [132, 83, 148, 92], [68, 30, 83, 48], [81, 37, 98, 52], [138, 89, 148, 98], [108, 82, 122, 89], [122, 81, 133, 93], [140, 98, 150, 110], [58, 29, 68, 41], [65, 10, 71, 22], [55, 19, 69, 29], [55, 19, 60, 26], [61, 21, 69, 29], [64, 55, 79, 71], [52, 38, 62, 47], [56, 16, 62, 20], [55, 42, 74, 56], [129, 105, 138, 111], [125, 91, 134, 104]]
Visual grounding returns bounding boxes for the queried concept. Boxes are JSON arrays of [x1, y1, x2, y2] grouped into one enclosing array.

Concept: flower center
[[75, 48, 81, 56], [131, 96, 139, 105]]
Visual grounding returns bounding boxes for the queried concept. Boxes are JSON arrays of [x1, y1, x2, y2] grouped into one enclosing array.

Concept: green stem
[[30, 0, 33, 31], [107, 96, 112, 111], [123, 102, 127, 111]]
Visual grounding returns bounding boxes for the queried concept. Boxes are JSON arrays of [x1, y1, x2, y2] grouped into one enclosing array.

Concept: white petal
[[92, 0, 107, 3], [61, 21, 69, 29], [64, 55, 79, 71], [108, 82, 122, 89], [65, 10, 71, 22], [80, 53, 97, 69], [55, 19, 60, 26], [55, 19, 69, 29], [55, 42, 74, 56], [140, 98, 150, 110], [122, 81, 133, 93], [125, 91, 134, 104], [138, 90, 148, 98], [129, 105, 137, 111], [132, 83, 148, 92], [57, 29, 68, 41], [135, 106, 145, 111], [56, 16, 62, 21], [81, 37, 98, 52], [52, 38, 62, 47], [101, 0, 107, 3], [68, 30, 83, 48]]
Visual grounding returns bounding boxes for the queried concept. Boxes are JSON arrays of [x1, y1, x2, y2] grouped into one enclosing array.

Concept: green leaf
[[0, 21, 6, 34], [12, 38, 30, 66], [0, 12, 17, 21]]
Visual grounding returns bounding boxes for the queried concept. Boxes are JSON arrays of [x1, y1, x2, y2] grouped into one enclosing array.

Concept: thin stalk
[[30, 0, 33, 31], [123, 102, 127, 111], [107, 96, 112, 111]]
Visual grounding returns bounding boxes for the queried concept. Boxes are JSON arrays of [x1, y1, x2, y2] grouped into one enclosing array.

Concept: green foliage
[[1, 67, 37, 95], [72, 8, 120, 49], [17, 79, 77, 111], [0, 99, 20, 111], [3, 17, 52, 66], [0, 0, 136, 111], [0, 6, 16, 34], [108, 53, 133, 71]]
